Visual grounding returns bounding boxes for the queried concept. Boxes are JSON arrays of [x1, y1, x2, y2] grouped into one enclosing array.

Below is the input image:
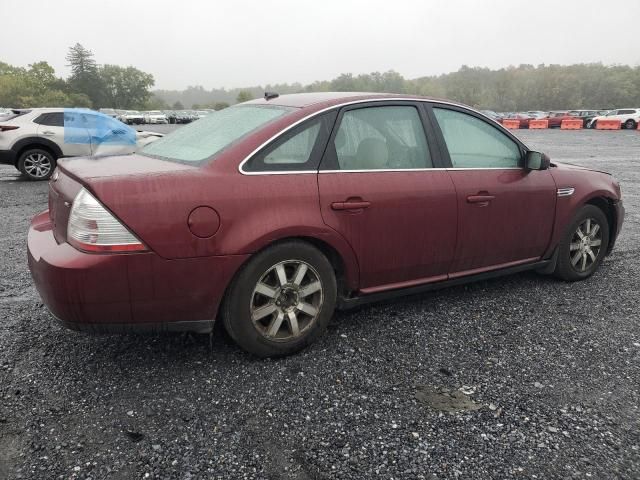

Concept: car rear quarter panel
[[545, 167, 620, 257], [87, 171, 360, 292]]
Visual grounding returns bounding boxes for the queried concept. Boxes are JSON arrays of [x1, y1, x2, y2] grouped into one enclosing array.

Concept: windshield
[[141, 104, 293, 163]]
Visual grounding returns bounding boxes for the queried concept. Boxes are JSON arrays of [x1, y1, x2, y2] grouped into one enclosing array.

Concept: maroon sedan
[[28, 93, 624, 357], [502, 113, 533, 128], [546, 111, 577, 128]]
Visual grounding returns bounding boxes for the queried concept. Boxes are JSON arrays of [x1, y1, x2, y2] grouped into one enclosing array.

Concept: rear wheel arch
[[225, 236, 356, 303], [13, 138, 62, 165]]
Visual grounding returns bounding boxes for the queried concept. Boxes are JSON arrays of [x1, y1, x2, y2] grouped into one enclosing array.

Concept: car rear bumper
[[0, 149, 17, 165], [27, 211, 249, 332]]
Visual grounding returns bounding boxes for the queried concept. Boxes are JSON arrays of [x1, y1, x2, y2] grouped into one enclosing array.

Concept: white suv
[[0, 108, 163, 180], [587, 108, 640, 129]]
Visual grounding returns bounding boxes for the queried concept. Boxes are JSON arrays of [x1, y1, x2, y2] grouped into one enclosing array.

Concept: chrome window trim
[[238, 98, 531, 175], [318, 167, 522, 174]]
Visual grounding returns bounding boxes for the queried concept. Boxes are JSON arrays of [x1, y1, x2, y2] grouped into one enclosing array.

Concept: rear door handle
[[467, 194, 495, 204], [331, 200, 371, 211]]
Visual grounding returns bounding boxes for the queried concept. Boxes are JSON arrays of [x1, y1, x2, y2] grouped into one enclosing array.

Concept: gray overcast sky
[[2, 0, 639, 90]]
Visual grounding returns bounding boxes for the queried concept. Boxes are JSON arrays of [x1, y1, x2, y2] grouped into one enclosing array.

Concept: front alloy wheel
[[569, 218, 602, 273], [554, 205, 610, 281]]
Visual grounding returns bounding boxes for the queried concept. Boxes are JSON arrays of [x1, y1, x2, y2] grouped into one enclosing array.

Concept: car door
[[317, 102, 457, 292], [429, 105, 556, 277], [35, 112, 92, 157]]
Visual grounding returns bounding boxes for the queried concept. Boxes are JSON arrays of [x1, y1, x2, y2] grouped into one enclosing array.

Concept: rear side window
[[243, 112, 336, 172], [618, 109, 635, 115], [141, 105, 293, 163], [324, 105, 432, 170], [433, 108, 521, 169], [34, 113, 64, 127]]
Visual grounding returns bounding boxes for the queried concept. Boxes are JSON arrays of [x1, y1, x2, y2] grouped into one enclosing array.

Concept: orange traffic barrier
[[502, 119, 520, 129], [637, 121, 640, 130], [561, 119, 583, 129], [596, 119, 621, 130], [529, 119, 548, 129]]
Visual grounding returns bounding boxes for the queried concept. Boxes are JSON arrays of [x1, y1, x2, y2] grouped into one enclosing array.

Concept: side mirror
[[525, 151, 550, 170]]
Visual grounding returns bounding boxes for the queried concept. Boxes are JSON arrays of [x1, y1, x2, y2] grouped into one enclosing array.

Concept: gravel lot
[[0, 130, 639, 479]]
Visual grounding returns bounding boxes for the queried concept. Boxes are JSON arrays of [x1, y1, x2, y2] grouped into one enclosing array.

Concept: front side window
[[142, 105, 293, 163], [327, 105, 432, 171], [433, 108, 521, 168]]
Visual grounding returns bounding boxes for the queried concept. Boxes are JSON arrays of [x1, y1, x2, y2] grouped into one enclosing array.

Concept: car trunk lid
[[50, 154, 198, 244], [58, 153, 195, 180]]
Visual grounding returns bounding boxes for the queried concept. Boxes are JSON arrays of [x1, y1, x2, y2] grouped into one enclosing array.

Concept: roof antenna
[[264, 91, 279, 100]]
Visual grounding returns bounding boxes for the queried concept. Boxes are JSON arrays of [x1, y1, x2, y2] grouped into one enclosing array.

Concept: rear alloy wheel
[[18, 148, 56, 181], [554, 205, 609, 281], [222, 241, 336, 357], [624, 119, 636, 130]]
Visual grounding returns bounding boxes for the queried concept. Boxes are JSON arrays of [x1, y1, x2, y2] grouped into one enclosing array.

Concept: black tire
[[222, 241, 337, 357], [17, 148, 56, 181], [554, 205, 609, 281], [624, 119, 636, 130]]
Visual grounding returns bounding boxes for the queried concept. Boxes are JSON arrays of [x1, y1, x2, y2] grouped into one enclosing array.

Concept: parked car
[[99, 108, 119, 119], [174, 111, 194, 124], [0, 108, 163, 180], [586, 108, 640, 129], [143, 110, 169, 124], [164, 110, 178, 124], [27, 93, 624, 357], [543, 111, 576, 128], [566, 110, 602, 128], [479, 110, 503, 122], [526, 111, 548, 119], [121, 110, 144, 125], [503, 113, 533, 128]]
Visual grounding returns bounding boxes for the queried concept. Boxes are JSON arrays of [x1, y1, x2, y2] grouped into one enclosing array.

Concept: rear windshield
[[141, 104, 293, 163]]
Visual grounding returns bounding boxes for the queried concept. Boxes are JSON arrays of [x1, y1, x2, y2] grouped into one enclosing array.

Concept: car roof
[[245, 92, 452, 109]]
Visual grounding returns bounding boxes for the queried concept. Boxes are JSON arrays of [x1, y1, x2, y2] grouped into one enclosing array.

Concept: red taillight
[[67, 188, 147, 253], [0, 125, 19, 132]]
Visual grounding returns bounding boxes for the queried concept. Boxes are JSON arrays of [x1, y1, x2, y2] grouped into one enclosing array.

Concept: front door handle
[[331, 200, 371, 211], [467, 194, 495, 205]]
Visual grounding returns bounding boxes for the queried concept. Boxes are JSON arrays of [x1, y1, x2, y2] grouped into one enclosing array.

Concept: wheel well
[[247, 236, 350, 298], [586, 196, 616, 252], [15, 143, 57, 167], [297, 237, 348, 294], [216, 236, 352, 323]]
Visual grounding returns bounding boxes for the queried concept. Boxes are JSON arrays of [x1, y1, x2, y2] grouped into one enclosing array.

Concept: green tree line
[[0, 43, 155, 109], [154, 64, 640, 111], [3, 48, 640, 111]]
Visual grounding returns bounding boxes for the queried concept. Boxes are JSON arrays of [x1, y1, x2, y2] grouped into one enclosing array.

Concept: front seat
[[352, 137, 389, 170]]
